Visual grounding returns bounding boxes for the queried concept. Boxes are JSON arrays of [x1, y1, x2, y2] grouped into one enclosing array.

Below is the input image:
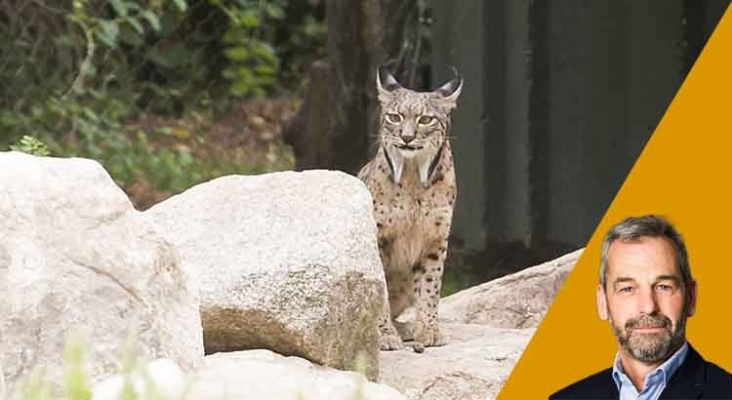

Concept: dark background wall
[[431, 0, 729, 259]]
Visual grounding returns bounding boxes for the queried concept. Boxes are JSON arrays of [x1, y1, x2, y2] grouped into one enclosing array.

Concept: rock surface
[[91, 358, 187, 400], [440, 249, 583, 328], [0, 151, 203, 395], [187, 350, 406, 400], [379, 324, 535, 400], [379, 249, 582, 399], [146, 170, 386, 380], [0, 150, 584, 400]]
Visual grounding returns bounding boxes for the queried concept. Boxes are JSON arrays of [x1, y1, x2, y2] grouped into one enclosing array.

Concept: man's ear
[[686, 279, 697, 317], [597, 284, 609, 320]]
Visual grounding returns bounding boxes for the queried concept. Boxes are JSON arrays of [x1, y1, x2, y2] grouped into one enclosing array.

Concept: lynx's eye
[[418, 115, 435, 125], [385, 113, 403, 124]]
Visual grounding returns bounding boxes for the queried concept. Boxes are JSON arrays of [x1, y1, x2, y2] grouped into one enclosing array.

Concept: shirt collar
[[611, 341, 689, 391]]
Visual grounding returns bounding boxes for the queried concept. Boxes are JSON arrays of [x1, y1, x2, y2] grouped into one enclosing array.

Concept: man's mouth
[[627, 318, 669, 333], [632, 326, 666, 333]]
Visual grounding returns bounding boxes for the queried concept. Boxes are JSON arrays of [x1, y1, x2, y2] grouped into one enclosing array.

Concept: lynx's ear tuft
[[377, 60, 403, 103], [435, 67, 463, 110]]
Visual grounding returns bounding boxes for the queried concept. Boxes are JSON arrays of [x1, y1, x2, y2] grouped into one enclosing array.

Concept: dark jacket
[[549, 345, 732, 399]]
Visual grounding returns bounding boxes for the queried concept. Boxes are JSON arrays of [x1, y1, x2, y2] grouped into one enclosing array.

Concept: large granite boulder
[[146, 170, 386, 380], [0, 151, 203, 395]]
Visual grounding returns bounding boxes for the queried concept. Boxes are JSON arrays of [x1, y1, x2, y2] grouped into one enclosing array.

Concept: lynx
[[358, 63, 462, 351]]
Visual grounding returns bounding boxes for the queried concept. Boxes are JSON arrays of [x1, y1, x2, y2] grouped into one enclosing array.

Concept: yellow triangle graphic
[[497, 4, 732, 399]]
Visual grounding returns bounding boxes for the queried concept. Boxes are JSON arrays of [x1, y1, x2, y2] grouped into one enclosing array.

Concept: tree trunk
[[282, 0, 421, 174]]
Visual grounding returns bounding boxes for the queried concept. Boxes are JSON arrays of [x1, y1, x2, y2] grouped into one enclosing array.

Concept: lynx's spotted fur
[[358, 64, 462, 351]]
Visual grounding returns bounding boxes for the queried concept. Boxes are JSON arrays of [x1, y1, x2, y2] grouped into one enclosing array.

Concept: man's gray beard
[[609, 312, 687, 364]]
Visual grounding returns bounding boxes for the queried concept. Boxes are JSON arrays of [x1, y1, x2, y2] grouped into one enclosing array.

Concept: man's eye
[[385, 113, 403, 124], [418, 115, 435, 125], [618, 286, 634, 293], [656, 284, 674, 291]]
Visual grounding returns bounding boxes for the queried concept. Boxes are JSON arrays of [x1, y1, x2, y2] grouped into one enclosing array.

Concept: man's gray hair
[[599, 215, 693, 289]]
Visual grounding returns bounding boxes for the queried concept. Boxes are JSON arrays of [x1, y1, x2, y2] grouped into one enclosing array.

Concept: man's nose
[[638, 287, 659, 315]]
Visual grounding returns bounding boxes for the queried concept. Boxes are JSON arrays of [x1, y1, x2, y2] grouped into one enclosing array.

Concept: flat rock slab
[[187, 350, 407, 400], [379, 323, 535, 400], [440, 249, 582, 328]]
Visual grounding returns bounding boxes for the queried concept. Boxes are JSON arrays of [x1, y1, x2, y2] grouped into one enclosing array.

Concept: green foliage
[[18, 368, 52, 400], [278, 13, 327, 90], [18, 352, 93, 399], [9, 136, 51, 157], [11, 333, 375, 400], [350, 352, 368, 400], [0, 0, 326, 109], [119, 332, 141, 400], [217, 0, 284, 97], [62, 335, 92, 400], [0, 0, 320, 208], [13, 333, 170, 400], [1, 90, 293, 211], [2, 94, 292, 209]]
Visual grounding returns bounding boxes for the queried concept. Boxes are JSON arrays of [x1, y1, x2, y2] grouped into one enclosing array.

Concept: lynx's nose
[[401, 133, 415, 144]]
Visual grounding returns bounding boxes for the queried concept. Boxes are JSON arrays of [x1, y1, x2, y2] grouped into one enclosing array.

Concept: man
[[550, 215, 732, 399]]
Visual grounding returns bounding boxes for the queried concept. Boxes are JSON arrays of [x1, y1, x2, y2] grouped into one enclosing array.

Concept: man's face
[[596, 236, 696, 364]]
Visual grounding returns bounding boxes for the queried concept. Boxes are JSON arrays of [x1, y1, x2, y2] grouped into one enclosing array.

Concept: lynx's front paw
[[414, 320, 446, 347], [378, 321, 404, 350], [379, 331, 405, 351]]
